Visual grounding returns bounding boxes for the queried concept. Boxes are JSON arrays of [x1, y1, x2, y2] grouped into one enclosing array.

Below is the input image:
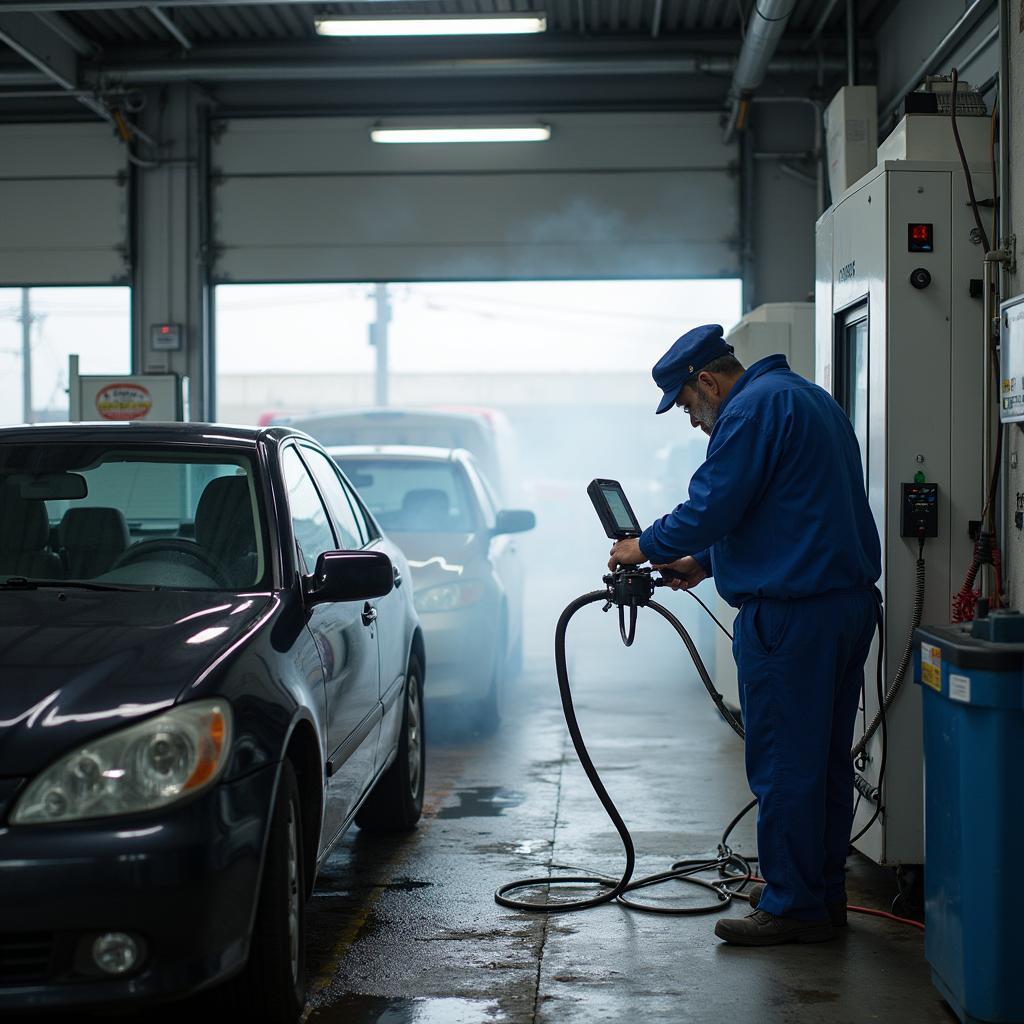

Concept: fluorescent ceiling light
[[371, 126, 552, 144], [315, 15, 547, 37]]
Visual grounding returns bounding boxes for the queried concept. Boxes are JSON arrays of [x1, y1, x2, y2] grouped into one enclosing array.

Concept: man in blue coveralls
[[608, 324, 881, 946]]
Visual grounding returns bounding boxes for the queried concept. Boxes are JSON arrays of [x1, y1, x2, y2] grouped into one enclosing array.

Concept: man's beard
[[693, 387, 719, 433]]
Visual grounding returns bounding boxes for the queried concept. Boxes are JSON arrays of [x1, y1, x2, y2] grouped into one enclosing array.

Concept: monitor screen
[[603, 485, 637, 532]]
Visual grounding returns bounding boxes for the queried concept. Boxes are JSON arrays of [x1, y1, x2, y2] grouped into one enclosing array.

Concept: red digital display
[[908, 223, 934, 252]]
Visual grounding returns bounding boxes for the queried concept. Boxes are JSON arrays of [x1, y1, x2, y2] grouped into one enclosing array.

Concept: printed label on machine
[[921, 643, 942, 691], [949, 674, 972, 703]]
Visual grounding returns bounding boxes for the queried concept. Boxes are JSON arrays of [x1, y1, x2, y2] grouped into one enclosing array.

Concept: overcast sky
[[0, 279, 742, 426]]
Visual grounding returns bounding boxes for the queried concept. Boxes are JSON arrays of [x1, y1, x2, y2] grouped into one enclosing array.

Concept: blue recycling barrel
[[914, 613, 1024, 1024]]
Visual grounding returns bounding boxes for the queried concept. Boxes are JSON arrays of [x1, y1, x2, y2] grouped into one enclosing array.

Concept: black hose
[[852, 540, 924, 758], [494, 590, 753, 915]]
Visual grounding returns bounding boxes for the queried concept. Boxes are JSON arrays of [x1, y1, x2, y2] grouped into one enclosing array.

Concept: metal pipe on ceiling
[[803, 0, 842, 49], [723, 0, 799, 143], [4, 51, 842, 86], [877, 0, 997, 125]]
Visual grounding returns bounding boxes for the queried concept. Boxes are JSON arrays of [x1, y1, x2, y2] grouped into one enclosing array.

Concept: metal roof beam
[[150, 5, 192, 49], [33, 11, 100, 56], [80, 50, 845, 84], [0, 10, 78, 88], [0, 1, 420, 10]]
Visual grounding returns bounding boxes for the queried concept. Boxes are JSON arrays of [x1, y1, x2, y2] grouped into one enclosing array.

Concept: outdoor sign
[[69, 361, 188, 423]]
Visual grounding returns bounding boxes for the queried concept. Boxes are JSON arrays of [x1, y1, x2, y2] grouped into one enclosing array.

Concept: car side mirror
[[303, 550, 394, 606], [493, 509, 536, 535]]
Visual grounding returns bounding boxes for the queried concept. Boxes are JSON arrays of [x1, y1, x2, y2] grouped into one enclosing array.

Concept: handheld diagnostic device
[[588, 478, 642, 539]]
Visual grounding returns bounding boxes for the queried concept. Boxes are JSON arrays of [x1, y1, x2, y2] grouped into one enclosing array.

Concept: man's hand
[[608, 537, 646, 572], [651, 556, 707, 591]]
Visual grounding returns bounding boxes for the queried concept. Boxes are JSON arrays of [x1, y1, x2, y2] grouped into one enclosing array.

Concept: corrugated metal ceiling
[[56, 0, 883, 48]]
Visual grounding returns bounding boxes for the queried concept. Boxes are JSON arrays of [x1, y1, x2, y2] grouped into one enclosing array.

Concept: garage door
[[0, 123, 128, 286], [212, 112, 738, 282]]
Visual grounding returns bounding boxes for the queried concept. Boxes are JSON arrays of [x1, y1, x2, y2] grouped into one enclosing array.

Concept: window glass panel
[[282, 447, 337, 573], [0, 287, 131, 426], [301, 445, 363, 548], [335, 457, 476, 534]]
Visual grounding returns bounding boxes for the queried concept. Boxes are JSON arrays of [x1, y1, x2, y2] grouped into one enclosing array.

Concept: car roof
[[285, 408, 488, 427], [327, 444, 466, 462], [0, 421, 321, 449]]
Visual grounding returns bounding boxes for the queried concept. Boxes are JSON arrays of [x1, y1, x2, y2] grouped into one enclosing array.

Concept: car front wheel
[[215, 759, 306, 1022]]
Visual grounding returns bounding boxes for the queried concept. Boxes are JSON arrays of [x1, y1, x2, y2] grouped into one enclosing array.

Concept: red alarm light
[[908, 223, 933, 252]]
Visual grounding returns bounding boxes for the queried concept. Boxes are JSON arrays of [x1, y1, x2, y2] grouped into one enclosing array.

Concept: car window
[[282, 446, 337, 573], [461, 455, 499, 525], [300, 445, 364, 549], [0, 443, 267, 590], [335, 457, 477, 534], [341, 476, 380, 543]]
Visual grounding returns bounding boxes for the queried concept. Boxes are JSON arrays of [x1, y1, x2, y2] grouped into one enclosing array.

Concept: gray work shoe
[[715, 909, 835, 946], [747, 884, 848, 928]]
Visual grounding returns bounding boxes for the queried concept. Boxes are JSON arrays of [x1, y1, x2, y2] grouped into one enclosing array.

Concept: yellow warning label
[[921, 643, 942, 692]]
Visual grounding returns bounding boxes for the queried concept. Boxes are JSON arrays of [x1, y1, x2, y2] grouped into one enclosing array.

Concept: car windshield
[[0, 442, 268, 591], [336, 458, 476, 534]]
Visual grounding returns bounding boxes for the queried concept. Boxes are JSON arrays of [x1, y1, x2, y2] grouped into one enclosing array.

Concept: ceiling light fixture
[[315, 15, 548, 37], [370, 126, 552, 144]]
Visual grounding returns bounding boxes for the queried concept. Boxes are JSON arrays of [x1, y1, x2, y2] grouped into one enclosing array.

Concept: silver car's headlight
[[11, 700, 232, 825], [414, 580, 486, 613]]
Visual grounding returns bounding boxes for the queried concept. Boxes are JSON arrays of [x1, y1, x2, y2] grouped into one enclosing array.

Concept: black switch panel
[[901, 482, 938, 538]]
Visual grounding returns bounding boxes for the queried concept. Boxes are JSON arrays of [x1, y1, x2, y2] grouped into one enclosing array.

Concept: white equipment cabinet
[[815, 116, 988, 866]]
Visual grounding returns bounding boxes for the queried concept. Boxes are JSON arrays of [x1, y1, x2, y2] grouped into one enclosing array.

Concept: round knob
[[910, 267, 932, 289]]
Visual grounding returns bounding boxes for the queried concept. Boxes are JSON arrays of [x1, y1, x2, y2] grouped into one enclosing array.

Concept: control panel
[[901, 482, 938, 538]]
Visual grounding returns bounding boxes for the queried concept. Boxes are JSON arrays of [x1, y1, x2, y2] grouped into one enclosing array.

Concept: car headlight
[[413, 580, 486, 613], [11, 700, 232, 825]]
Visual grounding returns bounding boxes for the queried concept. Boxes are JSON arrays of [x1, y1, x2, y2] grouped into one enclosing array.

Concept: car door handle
[[393, 567, 403, 588], [361, 603, 378, 627]]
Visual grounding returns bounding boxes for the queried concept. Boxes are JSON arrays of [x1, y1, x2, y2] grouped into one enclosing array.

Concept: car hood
[[0, 589, 274, 776], [388, 532, 485, 589]]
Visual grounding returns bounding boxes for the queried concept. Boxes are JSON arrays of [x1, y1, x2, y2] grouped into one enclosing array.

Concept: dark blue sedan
[[0, 423, 425, 1020]]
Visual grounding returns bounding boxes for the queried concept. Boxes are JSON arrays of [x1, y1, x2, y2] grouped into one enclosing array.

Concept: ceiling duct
[[723, 0, 798, 142]]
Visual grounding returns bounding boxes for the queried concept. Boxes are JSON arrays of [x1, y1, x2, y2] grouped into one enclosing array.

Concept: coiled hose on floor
[[495, 585, 756, 915]]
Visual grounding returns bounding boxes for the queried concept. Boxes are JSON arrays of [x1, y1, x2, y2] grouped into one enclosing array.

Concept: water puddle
[[307, 994, 503, 1023], [435, 787, 525, 819]]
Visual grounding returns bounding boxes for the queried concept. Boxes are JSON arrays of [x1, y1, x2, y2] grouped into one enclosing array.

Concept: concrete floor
[[19, 480, 954, 1024], [296, 582, 953, 1024]]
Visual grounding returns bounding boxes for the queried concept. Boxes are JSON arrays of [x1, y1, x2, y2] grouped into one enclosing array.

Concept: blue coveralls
[[639, 354, 881, 921]]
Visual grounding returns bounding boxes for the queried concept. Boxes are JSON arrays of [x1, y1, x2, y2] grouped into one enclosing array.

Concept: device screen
[[603, 486, 637, 532]]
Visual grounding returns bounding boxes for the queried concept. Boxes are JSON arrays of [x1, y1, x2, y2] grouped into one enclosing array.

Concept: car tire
[[506, 627, 523, 681], [216, 759, 306, 1024], [355, 660, 425, 833], [474, 644, 505, 737]]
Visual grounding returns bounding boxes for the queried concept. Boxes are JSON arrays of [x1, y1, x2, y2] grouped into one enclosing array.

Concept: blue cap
[[652, 324, 732, 414]]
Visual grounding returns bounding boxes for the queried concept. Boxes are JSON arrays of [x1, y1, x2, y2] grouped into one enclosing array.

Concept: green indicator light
[[914, 470, 926, 484]]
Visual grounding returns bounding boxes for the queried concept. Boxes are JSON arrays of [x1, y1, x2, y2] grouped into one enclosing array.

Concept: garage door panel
[[0, 178, 128, 285], [216, 240, 737, 283], [216, 170, 737, 281], [213, 112, 733, 176], [0, 124, 128, 286], [213, 112, 738, 283]]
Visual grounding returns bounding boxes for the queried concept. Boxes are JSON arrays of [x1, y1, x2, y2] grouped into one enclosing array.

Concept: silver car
[[329, 446, 534, 733]]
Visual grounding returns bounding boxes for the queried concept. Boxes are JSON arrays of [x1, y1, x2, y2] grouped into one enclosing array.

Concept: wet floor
[[9, 480, 954, 1024], [290, 572, 951, 1024]]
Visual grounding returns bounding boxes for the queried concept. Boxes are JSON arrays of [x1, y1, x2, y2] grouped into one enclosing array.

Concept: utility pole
[[369, 283, 391, 407], [20, 288, 32, 424]]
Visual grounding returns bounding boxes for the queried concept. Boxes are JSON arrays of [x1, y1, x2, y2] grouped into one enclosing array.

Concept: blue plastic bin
[[915, 617, 1024, 1024]]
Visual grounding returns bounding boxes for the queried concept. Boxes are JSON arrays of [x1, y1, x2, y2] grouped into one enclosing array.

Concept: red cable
[[745, 876, 925, 931]]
